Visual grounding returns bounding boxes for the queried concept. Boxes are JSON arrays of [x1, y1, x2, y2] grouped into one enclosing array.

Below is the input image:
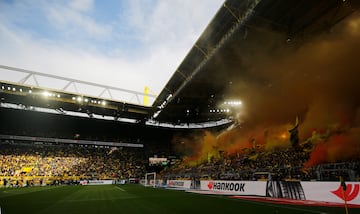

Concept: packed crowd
[[2, 139, 359, 187], [0, 141, 148, 186], [160, 147, 360, 182]]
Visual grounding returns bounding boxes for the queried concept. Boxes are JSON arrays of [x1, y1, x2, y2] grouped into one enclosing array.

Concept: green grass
[[0, 185, 358, 214]]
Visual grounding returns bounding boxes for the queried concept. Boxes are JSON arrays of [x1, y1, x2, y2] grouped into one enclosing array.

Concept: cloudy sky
[[0, 0, 223, 103]]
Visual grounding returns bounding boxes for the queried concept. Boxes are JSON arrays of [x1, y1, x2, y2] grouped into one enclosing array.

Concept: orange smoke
[[304, 128, 360, 167], [172, 14, 360, 167], [173, 123, 295, 166], [176, 129, 253, 166]]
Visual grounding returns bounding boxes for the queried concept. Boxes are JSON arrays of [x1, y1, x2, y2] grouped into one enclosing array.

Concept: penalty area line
[[114, 186, 125, 192]]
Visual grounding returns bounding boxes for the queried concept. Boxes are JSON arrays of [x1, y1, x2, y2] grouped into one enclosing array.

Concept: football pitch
[[0, 185, 359, 214]]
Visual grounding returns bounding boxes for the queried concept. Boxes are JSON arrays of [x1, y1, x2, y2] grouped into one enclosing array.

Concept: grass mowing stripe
[[185, 191, 333, 214], [0, 185, 352, 214], [227, 196, 328, 214], [35, 185, 138, 214], [0, 186, 65, 198]]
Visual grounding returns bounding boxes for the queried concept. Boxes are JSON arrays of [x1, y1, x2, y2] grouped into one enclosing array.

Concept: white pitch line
[[61, 196, 137, 202], [114, 186, 125, 192]]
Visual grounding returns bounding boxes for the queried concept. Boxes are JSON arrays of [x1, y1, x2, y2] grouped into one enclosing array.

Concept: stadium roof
[[151, 0, 359, 125], [1, 0, 359, 128]]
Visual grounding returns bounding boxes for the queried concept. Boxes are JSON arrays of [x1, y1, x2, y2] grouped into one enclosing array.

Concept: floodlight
[[153, 110, 161, 118], [224, 100, 242, 106], [43, 91, 49, 97]]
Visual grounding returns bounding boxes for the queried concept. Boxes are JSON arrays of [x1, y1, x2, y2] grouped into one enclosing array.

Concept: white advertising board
[[301, 181, 360, 205], [200, 180, 267, 196], [167, 180, 192, 189], [80, 180, 114, 185]]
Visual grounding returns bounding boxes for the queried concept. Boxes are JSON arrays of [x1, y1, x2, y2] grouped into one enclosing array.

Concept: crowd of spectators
[[0, 141, 148, 187], [2, 138, 360, 187], [160, 147, 360, 182], [2, 109, 359, 185]]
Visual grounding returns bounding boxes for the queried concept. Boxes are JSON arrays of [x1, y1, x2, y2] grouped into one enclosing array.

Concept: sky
[[0, 0, 223, 102]]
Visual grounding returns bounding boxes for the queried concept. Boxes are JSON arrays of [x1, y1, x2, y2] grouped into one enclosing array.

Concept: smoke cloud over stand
[[172, 14, 360, 167]]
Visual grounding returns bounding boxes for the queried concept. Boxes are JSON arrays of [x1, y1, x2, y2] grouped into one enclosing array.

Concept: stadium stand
[[1, 107, 360, 187], [0, 141, 147, 186], [160, 147, 360, 182], [0, 108, 178, 186]]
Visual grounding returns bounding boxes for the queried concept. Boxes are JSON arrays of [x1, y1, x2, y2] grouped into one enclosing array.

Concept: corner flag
[[340, 176, 347, 192], [340, 176, 349, 214]]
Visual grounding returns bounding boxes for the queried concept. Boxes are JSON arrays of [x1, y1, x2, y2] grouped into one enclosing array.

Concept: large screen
[[149, 157, 168, 166]]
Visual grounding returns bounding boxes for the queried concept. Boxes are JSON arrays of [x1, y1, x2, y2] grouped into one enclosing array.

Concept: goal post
[[144, 172, 156, 188]]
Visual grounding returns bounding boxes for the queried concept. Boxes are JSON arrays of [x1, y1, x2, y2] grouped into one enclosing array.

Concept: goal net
[[144, 172, 156, 187]]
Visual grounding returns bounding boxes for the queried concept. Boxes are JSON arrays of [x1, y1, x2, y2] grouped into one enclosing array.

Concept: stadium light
[[42, 91, 58, 97], [166, 94, 173, 101], [159, 100, 167, 109], [209, 108, 231, 114], [43, 91, 50, 97], [101, 101, 106, 106], [153, 110, 161, 118], [224, 100, 242, 106]]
